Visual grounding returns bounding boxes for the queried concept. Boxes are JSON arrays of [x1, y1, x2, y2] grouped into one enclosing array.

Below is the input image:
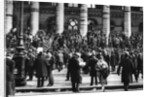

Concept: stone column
[[102, 5, 110, 45], [5, 0, 13, 34], [56, 3, 64, 35], [30, 2, 39, 36], [80, 4, 88, 37], [124, 6, 131, 38]]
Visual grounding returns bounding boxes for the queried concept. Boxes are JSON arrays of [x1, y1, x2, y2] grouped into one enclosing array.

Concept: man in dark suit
[[117, 51, 133, 91], [87, 51, 98, 86], [68, 53, 81, 92], [34, 52, 49, 87], [6, 53, 16, 96]]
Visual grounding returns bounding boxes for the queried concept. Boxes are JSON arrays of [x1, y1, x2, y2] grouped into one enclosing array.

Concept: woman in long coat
[[46, 51, 55, 86], [34, 52, 49, 87], [96, 53, 109, 92], [117, 51, 133, 91]]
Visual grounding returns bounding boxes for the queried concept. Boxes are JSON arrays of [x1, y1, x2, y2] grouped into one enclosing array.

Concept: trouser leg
[[72, 82, 76, 92], [66, 69, 70, 80], [76, 82, 80, 92], [124, 83, 129, 91], [48, 72, 54, 86], [41, 77, 44, 87], [37, 77, 40, 87], [8, 81, 15, 95], [101, 84, 105, 92], [95, 76, 98, 85], [134, 71, 138, 82], [29, 67, 34, 80], [90, 76, 94, 85]]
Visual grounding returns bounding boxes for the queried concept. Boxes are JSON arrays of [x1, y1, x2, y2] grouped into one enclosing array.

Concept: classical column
[[80, 4, 88, 37], [124, 6, 131, 38], [30, 2, 39, 36], [102, 5, 110, 46], [5, 0, 13, 34], [56, 3, 64, 34]]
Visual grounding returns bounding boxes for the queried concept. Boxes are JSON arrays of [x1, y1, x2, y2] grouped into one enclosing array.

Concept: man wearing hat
[[68, 52, 81, 92], [87, 50, 98, 86], [117, 51, 134, 91]]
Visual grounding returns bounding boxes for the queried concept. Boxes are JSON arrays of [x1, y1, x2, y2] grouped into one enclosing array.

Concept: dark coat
[[110, 53, 118, 66], [34, 56, 49, 77], [117, 57, 133, 84], [6, 58, 15, 96], [68, 57, 81, 83], [130, 54, 138, 73], [6, 58, 15, 81], [137, 53, 143, 72], [47, 56, 55, 74], [88, 56, 98, 76]]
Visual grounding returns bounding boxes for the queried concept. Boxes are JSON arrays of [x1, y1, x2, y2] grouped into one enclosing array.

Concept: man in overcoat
[[34, 52, 49, 87], [117, 51, 133, 91], [87, 51, 98, 86], [68, 53, 81, 92], [6, 53, 16, 96]]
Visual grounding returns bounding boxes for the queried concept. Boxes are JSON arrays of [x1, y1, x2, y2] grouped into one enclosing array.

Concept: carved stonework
[[131, 13, 143, 19], [40, 7, 56, 14], [110, 12, 124, 18], [65, 8, 80, 15]]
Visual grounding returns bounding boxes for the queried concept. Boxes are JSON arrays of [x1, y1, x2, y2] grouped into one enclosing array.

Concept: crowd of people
[[6, 28, 143, 96]]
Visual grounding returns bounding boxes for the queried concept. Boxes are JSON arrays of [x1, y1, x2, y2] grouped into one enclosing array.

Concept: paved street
[[15, 68, 143, 95], [15, 88, 142, 96]]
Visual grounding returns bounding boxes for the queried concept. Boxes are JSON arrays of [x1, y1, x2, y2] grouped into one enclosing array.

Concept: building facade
[[6, 1, 143, 38]]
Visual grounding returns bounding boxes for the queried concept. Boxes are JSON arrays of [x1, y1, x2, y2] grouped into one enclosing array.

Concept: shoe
[[37, 86, 40, 88], [47, 84, 53, 86], [75, 89, 80, 93], [65, 79, 69, 81]]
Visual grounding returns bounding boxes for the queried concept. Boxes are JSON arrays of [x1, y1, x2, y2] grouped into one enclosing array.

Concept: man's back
[[34, 56, 48, 77], [88, 56, 98, 71]]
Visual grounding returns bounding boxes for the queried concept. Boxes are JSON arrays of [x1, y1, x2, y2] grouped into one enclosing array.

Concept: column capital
[[124, 6, 131, 12], [31, 2, 39, 12]]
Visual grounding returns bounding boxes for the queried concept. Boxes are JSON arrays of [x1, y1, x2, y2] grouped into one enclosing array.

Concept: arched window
[[88, 18, 98, 31], [110, 20, 116, 31], [46, 16, 56, 33]]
